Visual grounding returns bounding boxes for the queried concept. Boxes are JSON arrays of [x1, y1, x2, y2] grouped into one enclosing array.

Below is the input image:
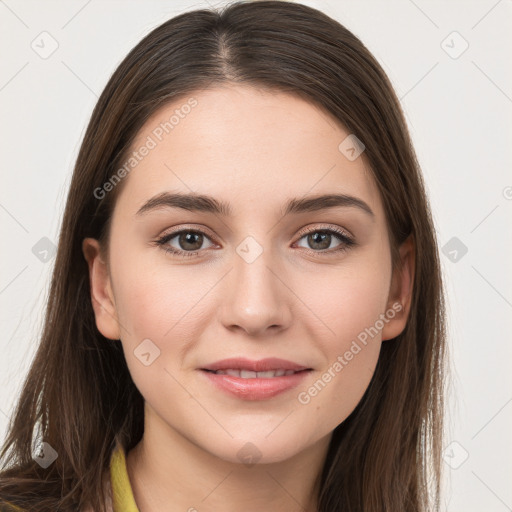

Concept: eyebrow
[[136, 191, 375, 219]]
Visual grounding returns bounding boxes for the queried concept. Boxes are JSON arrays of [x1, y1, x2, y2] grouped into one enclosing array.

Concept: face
[[84, 85, 413, 465]]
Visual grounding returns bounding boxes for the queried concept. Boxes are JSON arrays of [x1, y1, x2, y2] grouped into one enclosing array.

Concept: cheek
[[109, 247, 221, 391], [300, 347, 381, 437], [115, 275, 175, 339], [296, 279, 385, 430], [110, 261, 203, 404], [300, 254, 391, 344], [109, 233, 201, 339], [294, 258, 390, 423]]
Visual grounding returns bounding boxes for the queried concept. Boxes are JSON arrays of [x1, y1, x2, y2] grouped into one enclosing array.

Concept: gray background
[[1, 0, 511, 510]]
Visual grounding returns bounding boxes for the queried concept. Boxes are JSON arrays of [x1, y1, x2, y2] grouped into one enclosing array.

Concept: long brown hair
[[0, 1, 447, 510]]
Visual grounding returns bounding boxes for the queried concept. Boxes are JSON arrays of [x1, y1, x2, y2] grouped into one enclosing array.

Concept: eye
[[155, 225, 356, 259], [294, 226, 356, 255], [155, 228, 216, 258]]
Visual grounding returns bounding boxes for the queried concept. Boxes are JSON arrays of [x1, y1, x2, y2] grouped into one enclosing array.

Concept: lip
[[199, 368, 312, 400], [200, 357, 311, 372]]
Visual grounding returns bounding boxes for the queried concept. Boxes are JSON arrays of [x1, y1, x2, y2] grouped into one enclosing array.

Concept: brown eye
[[295, 227, 356, 255], [176, 231, 204, 251], [156, 229, 215, 257], [304, 231, 332, 250]]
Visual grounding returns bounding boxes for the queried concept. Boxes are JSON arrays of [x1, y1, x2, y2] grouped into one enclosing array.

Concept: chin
[[203, 432, 313, 466]]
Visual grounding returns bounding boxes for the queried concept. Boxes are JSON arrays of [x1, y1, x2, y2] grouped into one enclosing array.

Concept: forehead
[[117, 85, 383, 219]]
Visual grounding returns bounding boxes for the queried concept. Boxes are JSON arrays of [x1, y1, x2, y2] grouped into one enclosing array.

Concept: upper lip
[[200, 357, 312, 372]]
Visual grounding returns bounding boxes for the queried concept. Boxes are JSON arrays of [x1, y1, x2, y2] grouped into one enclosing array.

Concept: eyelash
[[155, 225, 356, 259]]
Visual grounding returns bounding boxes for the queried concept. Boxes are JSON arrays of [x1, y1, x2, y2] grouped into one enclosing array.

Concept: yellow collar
[[110, 442, 140, 512]]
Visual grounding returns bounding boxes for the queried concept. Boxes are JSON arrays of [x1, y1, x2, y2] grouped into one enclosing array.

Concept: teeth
[[212, 369, 301, 378], [259, 370, 280, 378], [240, 370, 257, 379]]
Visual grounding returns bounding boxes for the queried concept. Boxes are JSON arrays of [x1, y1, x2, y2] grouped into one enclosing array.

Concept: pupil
[[180, 232, 202, 250], [309, 232, 330, 250]]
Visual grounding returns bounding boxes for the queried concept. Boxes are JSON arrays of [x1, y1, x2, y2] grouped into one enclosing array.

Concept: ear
[[82, 238, 120, 340], [381, 234, 415, 341]]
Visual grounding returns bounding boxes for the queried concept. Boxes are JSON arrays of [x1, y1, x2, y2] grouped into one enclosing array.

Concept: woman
[[0, 1, 446, 510]]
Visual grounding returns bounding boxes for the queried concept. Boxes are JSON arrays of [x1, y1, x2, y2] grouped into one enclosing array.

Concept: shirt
[[110, 441, 140, 512], [0, 442, 139, 512]]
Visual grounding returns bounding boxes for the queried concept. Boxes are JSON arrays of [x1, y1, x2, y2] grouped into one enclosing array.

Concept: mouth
[[200, 356, 312, 374], [198, 357, 313, 399], [201, 368, 311, 378], [200, 368, 313, 401]]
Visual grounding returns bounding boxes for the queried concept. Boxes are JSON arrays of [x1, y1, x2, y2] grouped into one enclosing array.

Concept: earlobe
[[381, 234, 415, 341], [82, 238, 120, 340]]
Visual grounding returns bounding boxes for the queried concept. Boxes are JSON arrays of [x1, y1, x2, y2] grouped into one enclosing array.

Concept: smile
[[200, 368, 312, 400], [204, 368, 305, 378]]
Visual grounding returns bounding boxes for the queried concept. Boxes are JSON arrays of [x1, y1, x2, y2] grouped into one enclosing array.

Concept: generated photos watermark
[[297, 301, 403, 405], [93, 97, 198, 200]]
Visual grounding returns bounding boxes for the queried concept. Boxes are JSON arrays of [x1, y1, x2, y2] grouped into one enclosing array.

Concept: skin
[[83, 84, 414, 512]]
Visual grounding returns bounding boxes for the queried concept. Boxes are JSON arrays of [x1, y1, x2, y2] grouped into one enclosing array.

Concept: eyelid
[[157, 224, 219, 242], [295, 223, 354, 240]]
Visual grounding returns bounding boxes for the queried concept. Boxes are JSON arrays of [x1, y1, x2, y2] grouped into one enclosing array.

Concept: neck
[[126, 404, 330, 512]]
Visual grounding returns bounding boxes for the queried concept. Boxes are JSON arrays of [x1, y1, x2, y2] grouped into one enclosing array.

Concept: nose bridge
[[219, 234, 290, 335]]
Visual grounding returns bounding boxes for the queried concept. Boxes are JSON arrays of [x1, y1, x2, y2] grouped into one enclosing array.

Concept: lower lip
[[199, 369, 311, 400]]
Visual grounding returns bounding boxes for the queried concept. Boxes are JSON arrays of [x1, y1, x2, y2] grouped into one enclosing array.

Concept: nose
[[218, 245, 292, 337]]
